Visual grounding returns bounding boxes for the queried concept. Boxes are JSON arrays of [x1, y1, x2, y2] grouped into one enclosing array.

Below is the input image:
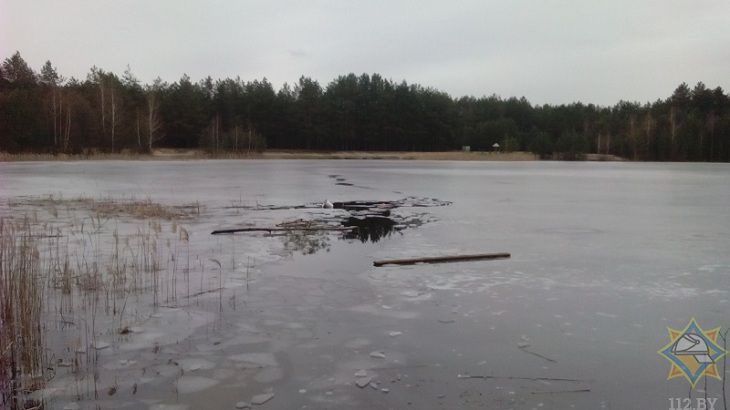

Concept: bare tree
[[63, 105, 71, 152], [52, 86, 58, 146], [628, 114, 638, 160], [146, 88, 163, 152], [644, 111, 655, 158], [136, 108, 142, 149], [247, 120, 253, 155], [707, 112, 718, 161], [100, 80, 106, 136], [40, 61, 63, 148], [122, 65, 144, 151], [215, 113, 220, 152], [234, 124, 239, 152], [110, 85, 116, 152], [669, 105, 677, 158], [58, 92, 63, 149], [247, 128, 252, 155]]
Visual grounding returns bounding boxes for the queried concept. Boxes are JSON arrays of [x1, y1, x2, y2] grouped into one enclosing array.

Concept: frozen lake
[[2, 159, 730, 409]]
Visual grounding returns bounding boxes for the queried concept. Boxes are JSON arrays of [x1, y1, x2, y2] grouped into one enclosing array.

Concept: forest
[[1, 51, 730, 161]]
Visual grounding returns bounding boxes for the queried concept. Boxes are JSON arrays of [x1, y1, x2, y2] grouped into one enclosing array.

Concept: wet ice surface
[[1, 160, 730, 409]]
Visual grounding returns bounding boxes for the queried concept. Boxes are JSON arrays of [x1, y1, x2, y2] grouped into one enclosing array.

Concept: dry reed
[[0, 219, 46, 409]]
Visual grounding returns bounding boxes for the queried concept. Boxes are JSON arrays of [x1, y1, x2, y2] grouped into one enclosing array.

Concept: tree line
[[2, 51, 730, 161]]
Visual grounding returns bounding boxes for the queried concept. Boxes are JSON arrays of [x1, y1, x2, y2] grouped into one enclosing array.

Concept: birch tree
[[110, 81, 116, 152], [145, 78, 165, 152]]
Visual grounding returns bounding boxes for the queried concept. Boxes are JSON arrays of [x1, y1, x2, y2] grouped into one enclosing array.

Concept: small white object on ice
[[388, 331, 402, 337], [93, 341, 110, 350], [355, 377, 372, 388], [369, 351, 386, 359], [381, 388, 390, 393], [354, 369, 368, 377], [298, 389, 307, 394], [323, 199, 333, 209], [251, 392, 274, 405], [235, 402, 250, 409], [517, 335, 531, 348]]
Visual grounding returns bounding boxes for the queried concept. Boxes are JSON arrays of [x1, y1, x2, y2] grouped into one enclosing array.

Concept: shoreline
[[0, 149, 627, 162]]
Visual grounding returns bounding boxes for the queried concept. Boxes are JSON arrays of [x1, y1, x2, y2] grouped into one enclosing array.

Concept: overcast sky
[[2, 0, 728, 105]]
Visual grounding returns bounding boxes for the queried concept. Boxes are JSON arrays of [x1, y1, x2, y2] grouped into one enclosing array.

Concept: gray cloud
[[2, 0, 728, 104]]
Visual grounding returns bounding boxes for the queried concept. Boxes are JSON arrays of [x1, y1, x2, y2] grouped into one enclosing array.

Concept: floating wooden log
[[373, 252, 510, 267], [333, 201, 396, 211], [211, 226, 354, 235]]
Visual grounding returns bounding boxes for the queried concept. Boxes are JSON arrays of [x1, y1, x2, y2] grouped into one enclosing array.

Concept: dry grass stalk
[[0, 196, 223, 402], [10, 194, 202, 221], [0, 219, 46, 409]]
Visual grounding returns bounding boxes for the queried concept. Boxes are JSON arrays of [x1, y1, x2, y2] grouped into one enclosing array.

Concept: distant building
[[462, 146, 471, 152], [492, 143, 500, 151]]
